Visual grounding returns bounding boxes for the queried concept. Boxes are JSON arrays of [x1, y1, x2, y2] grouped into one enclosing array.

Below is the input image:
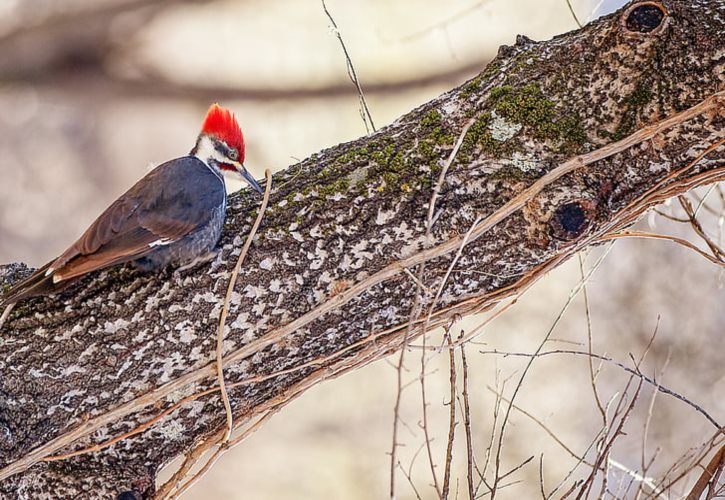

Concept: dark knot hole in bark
[[550, 201, 591, 240], [622, 2, 667, 34]]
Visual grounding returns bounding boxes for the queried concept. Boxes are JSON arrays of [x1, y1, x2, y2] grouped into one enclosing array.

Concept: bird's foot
[[0, 303, 15, 330], [173, 251, 220, 281]]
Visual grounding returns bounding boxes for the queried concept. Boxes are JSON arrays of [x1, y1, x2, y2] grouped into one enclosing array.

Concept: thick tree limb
[[0, 0, 723, 498]]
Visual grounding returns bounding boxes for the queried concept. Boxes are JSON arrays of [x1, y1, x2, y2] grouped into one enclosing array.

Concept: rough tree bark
[[1, 0, 723, 498]]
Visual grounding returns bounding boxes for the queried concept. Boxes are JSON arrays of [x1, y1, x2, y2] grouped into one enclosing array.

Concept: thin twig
[[418, 117, 477, 499], [162, 169, 273, 498], [678, 195, 725, 259], [564, 0, 583, 27], [490, 245, 614, 495], [577, 253, 606, 423], [597, 230, 724, 266], [460, 340, 476, 500], [477, 349, 721, 429], [442, 330, 458, 499], [321, 0, 376, 133], [215, 169, 274, 442]]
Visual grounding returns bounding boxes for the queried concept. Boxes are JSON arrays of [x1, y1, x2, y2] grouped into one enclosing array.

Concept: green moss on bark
[[488, 83, 587, 153]]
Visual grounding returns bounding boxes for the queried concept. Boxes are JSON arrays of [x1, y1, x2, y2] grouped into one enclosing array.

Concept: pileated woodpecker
[[0, 104, 262, 308]]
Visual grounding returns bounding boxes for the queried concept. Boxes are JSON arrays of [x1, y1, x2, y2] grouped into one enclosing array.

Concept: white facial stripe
[[193, 135, 232, 167], [193, 135, 246, 191]]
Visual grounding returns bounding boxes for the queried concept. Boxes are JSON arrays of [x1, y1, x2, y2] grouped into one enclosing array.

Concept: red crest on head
[[201, 103, 245, 161]]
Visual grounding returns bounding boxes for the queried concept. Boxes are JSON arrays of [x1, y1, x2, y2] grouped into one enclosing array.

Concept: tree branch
[[1, 1, 723, 497]]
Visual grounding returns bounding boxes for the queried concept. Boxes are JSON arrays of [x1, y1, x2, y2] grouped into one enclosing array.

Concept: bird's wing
[[50, 157, 224, 282]]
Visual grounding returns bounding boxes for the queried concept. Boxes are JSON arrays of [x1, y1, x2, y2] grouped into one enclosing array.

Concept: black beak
[[238, 164, 263, 194]]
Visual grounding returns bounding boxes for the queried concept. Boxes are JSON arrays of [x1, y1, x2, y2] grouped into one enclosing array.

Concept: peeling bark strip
[[1, 0, 724, 497]]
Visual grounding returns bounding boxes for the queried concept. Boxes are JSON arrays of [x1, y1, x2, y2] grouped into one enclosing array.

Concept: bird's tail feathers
[[0, 262, 57, 308]]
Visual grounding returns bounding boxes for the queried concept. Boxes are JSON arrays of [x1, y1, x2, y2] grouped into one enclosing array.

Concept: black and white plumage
[[0, 104, 261, 308]]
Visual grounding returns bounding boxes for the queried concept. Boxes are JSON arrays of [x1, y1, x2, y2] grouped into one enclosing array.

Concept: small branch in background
[[692, 183, 719, 218], [321, 0, 376, 133], [678, 195, 725, 260], [489, 244, 614, 494], [441, 330, 457, 499], [460, 340, 476, 500], [564, 0, 583, 28], [388, 1, 490, 43], [638, 352, 671, 499], [598, 230, 725, 266], [577, 253, 606, 424], [416, 117, 478, 500], [477, 348, 720, 430], [685, 444, 725, 500]]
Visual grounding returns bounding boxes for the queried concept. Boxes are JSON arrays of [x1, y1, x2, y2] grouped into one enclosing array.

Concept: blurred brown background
[[0, 0, 722, 498]]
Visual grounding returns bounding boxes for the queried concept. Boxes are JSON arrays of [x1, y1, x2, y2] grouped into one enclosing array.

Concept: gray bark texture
[[1, 0, 723, 498]]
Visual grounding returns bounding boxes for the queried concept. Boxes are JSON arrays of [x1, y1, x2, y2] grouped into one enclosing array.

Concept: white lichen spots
[[259, 257, 274, 271], [175, 320, 197, 344], [442, 100, 460, 116], [399, 236, 426, 258], [339, 253, 353, 272], [378, 305, 400, 321], [375, 207, 397, 225], [313, 289, 326, 303], [132, 329, 150, 343], [158, 351, 186, 383], [79, 343, 98, 361], [393, 221, 414, 241], [221, 339, 235, 354], [310, 225, 323, 238], [252, 301, 267, 316], [114, 359, 134, 378], [104, 318, 130, 334], [648, 161, 669, 173], [229, 291, 242, 306], [244, 284, 268, 299], [489, 110, 522, 141], [231, 312, 253, 332], [348, 167, 368, 189], [193, 292, 219, 304], [294, 274, 304, 285], [282, 252, 297, 267], [63, 365, 86, 376], [47, 389, 87, 416], [509, 151, 540, 172], [269, 279, 282, 293], [28, 367, 47, 378], [157, 419, 185, 440], [53, 328, 74, 342], [350, 240, 374, 268], [309, 241, 329, 270]]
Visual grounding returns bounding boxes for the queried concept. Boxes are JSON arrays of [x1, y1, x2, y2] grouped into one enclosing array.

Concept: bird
[[0, 103, 262, 312]]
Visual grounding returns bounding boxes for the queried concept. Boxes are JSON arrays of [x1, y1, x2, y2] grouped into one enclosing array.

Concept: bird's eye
[[622, 2, 667, 34], [228, 149, 239, 161]]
